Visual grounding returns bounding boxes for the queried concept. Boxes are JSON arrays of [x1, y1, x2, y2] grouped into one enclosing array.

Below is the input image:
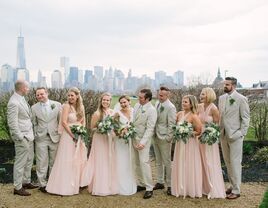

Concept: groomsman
[[31, 87, 61, 193], [7, 80, 37, 196], [133, 89, 157, 199], [153, 86, 176, 195], [219, 77, 250, 199]]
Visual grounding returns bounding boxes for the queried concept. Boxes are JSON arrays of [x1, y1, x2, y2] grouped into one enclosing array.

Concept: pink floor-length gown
[[171, 112, 203, 198], [198, 103, 226, 199], [46, 111, 87, 196], [81, 113, 118, 196]]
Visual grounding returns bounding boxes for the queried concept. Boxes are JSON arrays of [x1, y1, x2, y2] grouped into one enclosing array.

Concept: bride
[[113, 95, 137, 195]]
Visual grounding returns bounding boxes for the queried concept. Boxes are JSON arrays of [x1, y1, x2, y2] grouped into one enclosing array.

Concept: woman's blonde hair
[[183, 94, 198, 114], [68, 87, 84, 120], [201, 87, 216, 103], [97, 92, 112, 120]]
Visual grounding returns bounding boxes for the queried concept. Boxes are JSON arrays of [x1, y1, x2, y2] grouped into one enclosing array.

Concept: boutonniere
[[160, 105, 165, 113], [229, 98, 235, 105], [51, 103, 56, 110]]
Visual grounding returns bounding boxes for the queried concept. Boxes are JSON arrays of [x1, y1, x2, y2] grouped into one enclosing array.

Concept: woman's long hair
[[68, 87, 84, 120], [97, 92, 112, 121], [183, 94, 198, 114]]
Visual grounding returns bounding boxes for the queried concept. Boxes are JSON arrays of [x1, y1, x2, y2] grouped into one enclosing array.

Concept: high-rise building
[[16, 29, 26, 69], [60, 57, 70, 84], [173, 70, 184, 88], [155, 70, 167, 88], [69, 67, 78, 83], [51, 70, 63, 89], [17, 68, 29, 81], [1, 64, 14, 91], [94, 66, 104, 80]]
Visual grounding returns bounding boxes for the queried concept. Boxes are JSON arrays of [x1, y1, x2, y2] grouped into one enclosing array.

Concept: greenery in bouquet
[[172, 121, 193, 144], [97, 115, 117, 134], [117, 122, 137, 143], [70, 125, 89, 147], [200, 122, 220, 145]]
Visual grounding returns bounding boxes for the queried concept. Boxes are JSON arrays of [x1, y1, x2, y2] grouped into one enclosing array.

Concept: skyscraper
[[16, 29, 26, 69], [60, 57, 70, 84], [173, 70, 184, 88], [51, 70, 63, 89]]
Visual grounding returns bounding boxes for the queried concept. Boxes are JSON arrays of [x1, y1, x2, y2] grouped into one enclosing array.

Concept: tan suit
[[219, 90, 250, 194], [31, 100, 61, 187], [133, 102, 157, 191], [7, 92, 34, 190], [153, 99, 176, 187]]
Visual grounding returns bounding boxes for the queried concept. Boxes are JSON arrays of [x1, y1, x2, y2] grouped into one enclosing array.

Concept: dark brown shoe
[[167, 187, 172, 195], [226, 193, 240, 199], [39, 186, 47, 193], [137, 186, 146, 192], [143, 191, 153, 199], [14, 188, 31, 196], [153, 183, 165, 190], [22, 183, 38, 189], [225, 188, 232, 195]]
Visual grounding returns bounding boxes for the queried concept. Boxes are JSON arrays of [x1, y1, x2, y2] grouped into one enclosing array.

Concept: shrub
[[243, 143, 254, 155], [253, 147, 268, 164]]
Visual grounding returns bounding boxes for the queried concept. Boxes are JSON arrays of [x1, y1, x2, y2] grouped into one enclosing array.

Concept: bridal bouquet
[[97, 115, 116, 134], [70, 125, 89, 146], [116, 122, 137, 143], [200, 122, 220, 145], [172, 121, 194, 144]]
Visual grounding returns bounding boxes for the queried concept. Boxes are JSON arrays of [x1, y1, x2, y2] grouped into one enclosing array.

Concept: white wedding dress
[[114, 109, 137, 195]]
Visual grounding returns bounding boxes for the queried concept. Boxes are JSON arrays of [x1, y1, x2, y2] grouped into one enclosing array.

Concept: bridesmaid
[[171, 95, 203, 198], [198, 87, 226, 199], [46, 87, 87, 196], [81, 92, 118, 196]]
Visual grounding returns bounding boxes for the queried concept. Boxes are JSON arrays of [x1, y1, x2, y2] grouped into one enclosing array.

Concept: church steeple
[[217, 67, 221, 78]]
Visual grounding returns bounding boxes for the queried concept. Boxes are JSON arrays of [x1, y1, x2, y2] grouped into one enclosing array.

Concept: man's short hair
[[36, 87, 48, 93], [225, 77, 237, 85], [159, 86, 170, 91], [140, 88, 152, 101], [14, 80, 26, 91]]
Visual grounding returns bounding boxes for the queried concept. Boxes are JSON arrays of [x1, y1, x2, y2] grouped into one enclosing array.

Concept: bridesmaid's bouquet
[[172, 121, 194, 144], [70, 125, 89, 147], [200, 122, 220, 145], [97, 115, 117, 134], [116, 122, 137, 143]]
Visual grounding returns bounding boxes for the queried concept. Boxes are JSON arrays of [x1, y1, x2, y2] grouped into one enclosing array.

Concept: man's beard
[[224, 88, 232, 93]]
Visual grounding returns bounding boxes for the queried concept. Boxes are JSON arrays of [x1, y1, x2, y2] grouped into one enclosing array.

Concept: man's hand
[[136, 143, 145, 150]]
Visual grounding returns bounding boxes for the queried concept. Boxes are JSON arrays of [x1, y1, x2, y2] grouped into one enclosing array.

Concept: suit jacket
[[133, 102, 157, 146], [154, 99, 176, 142], [219, 90, 250, 140], [31, 100, 61, 143], [7, 92, 34, 141]]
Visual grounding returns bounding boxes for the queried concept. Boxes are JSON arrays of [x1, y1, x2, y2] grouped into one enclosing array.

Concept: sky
[[0, 0, 268, 87]]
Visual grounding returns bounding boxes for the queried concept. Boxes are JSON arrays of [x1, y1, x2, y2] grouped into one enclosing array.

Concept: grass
[[259, 189, 268, 208]]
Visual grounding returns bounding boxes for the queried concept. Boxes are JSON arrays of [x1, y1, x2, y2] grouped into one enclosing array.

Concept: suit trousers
[[153, 137, 172, 187], [133, 142, 153, 191], [13, 139, 34, 190], [35, 135, 58, 187], [221, 134, 243, 194]]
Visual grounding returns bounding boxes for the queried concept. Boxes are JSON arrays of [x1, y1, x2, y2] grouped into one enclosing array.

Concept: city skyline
[[1, 0, 268, 87]]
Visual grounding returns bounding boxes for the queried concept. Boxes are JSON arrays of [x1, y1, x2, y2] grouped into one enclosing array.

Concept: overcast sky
[[1, 0, 268, 87]]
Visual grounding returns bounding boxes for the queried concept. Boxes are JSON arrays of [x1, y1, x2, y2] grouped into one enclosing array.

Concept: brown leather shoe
[[39, 186, 47, 193], [153, 183, 165, 190], [14, 188, 31, 196], [226, 193, 240, 199], [22, 183, 38, 189], [167, 187, 172, 195], [225, 188, 232, 195]]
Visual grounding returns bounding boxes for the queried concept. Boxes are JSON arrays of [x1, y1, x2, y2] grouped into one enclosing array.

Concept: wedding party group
[[7, 76, 250, 200]]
